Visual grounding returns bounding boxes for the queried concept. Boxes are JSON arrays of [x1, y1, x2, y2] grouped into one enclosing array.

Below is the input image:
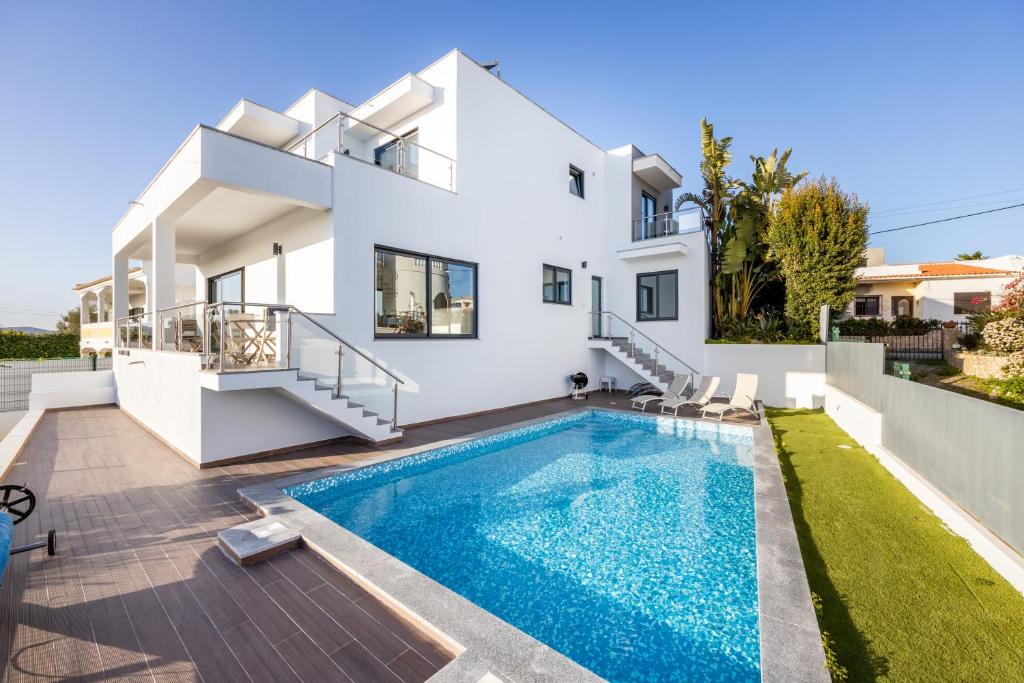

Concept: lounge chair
[[702, 373, 760, 421], [631, 374, 691, 411], [660, 376, 720, 416]]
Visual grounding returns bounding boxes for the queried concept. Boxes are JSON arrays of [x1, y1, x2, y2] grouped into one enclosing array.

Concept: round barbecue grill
[[569, 372, 589, 400]]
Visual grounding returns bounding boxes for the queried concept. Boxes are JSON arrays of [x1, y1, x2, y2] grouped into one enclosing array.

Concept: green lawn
[[767, 408, 1024, 681]]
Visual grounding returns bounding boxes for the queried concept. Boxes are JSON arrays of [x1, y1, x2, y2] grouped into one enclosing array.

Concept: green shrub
[[1004, 350, 1024, 379], [960, 332, 982, 351], [967, 309, 1014, 333], [0, 331, 80, 359], [766, 177, 869, 338], [836, 317, 940, 337], [981, 318, 1024, 354]]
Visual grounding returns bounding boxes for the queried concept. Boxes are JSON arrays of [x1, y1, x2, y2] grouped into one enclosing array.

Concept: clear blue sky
[[1, 1, 1021, 328]]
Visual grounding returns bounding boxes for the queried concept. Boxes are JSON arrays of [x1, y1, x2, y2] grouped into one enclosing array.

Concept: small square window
[[569, 165, 585, 198], [543, 264, 572, 304]]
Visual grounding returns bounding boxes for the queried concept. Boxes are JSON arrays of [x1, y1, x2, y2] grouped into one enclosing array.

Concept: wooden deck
[[0, 391, 755, 681]]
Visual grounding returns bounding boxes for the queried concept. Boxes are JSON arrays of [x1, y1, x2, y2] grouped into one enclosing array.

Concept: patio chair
[[701, 373, 760, 421], [661, 376, 720, 416], [1, 485, 57, 589], [177, 318, 203, 352], [631, 374, 691, 412]]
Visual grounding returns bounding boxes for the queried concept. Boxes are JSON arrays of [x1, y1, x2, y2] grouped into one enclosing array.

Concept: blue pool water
[[287, 410, 760, 682]]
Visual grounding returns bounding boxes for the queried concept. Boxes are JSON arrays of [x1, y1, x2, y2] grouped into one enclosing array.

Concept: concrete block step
[[218, 517, 300, 567]]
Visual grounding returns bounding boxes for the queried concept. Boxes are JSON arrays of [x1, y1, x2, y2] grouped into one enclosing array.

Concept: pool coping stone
[[239, 406, 829, 682]]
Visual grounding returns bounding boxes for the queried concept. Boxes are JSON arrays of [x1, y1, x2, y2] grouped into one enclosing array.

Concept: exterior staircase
[[587, 311, 699, 393]]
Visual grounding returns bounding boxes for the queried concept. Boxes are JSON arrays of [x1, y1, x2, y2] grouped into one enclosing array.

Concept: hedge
[[836, 317, 941, 337], [0, 331, 80, 359]]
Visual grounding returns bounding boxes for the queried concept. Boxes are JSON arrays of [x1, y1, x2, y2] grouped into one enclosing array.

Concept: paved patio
[[0, 391, 756, 681]]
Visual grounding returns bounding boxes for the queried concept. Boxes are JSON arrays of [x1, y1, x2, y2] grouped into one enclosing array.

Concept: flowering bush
[[995, 272, 1024, 313], [1004, 350, 1024, 378], [981, 317, 1024, 354]]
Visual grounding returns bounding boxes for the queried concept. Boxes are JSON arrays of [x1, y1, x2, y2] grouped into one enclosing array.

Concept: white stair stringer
[[198, 369, 402, 444]]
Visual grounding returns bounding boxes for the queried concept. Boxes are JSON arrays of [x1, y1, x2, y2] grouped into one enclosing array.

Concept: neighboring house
[[74, 265, 196, 356], [850, 249, 1024, 321], [105, 49, 706, 465]]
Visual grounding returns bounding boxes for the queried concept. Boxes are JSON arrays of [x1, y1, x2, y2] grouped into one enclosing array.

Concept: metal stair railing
[[591, 310, 700, 393], [204, 301, 404, 430]]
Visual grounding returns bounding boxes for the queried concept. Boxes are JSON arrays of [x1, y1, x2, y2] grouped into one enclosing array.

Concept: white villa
[[74, 265, 195, 356], [850, 248, 1023, 321], [102, 49, 713, 465]]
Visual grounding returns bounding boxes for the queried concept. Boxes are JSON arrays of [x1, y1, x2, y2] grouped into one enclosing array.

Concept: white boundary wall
[[703, 344, 826, 408]]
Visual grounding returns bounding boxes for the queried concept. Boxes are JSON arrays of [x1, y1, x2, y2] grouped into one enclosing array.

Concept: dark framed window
[[543, 264, 572, 305], [854, 295, 880, 316], [954, 291, 991, 315], [569, 165, 585, 198], [374, 246, 477, 338], [208, 267, 244, 313], [641, 191, 657, 219], [636, 270, 678, 321]]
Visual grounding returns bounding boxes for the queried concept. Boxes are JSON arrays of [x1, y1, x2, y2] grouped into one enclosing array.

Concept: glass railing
[[283, 112, 455, 192], [590, 310, 700, 395], [287, 310, 401, 424], [115, 313, 154, 349], [204, 302, 286, 372], [157, 301, 207, 353], [631, 207, 702, 242]]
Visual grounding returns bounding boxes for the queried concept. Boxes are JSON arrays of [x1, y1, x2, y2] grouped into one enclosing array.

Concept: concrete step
[[218, 517, 300, 566]]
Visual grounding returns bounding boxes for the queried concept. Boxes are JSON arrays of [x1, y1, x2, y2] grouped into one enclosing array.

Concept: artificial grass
[[766, 408, 1024, 681]]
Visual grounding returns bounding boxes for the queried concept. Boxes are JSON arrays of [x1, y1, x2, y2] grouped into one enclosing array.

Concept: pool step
[[218, 517, 300, 566]]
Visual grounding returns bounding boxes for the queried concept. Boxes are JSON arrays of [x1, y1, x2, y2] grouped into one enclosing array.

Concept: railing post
[[392, 382, 398, 430], [335, 344, 343, 399], [629, 329, 635, 356], [286, 311, 293, 369], [336, 116, 342, 152], [654, 347, 659, 375], [397, 139, 405, 176], [218, 305, 225, 371]]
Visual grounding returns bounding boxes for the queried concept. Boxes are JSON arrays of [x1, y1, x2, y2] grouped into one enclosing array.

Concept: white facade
[[106, 49, 708, 464]]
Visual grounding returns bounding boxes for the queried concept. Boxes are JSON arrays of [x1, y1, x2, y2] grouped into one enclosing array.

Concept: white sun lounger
[[702, 373, 760, 421], [631, 375, 691, 412], [660, 376, 720, 416]]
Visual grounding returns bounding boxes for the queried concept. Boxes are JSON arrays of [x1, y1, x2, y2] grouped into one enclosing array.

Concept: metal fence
[[0, 356, 112, 412], [837, 328, 946, 360]]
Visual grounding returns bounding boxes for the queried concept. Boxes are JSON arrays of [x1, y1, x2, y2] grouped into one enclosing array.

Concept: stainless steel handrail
[[206, 302, 404, 384], [595, 310, 701, 375], [283, 111, 455, 164], [156, 300, 206, 314]]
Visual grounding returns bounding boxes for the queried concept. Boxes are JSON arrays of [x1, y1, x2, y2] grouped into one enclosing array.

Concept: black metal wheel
[[0, 485, 35, 525]]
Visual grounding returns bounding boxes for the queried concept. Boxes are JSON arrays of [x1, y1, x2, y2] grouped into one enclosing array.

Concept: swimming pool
[[287, 409, 760, 682]]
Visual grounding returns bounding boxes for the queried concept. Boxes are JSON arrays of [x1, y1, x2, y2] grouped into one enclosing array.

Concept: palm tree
[[674, 119, 738, 328], [955, 250, 987, 261]]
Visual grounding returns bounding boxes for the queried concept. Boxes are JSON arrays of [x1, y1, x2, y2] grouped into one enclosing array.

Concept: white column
[[79, 293, 89, 327], [150, 218, 177, 350], [112, 254, 130, 321]]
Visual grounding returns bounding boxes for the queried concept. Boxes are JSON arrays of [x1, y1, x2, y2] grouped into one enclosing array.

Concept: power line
[[870, 202, 1024, 235], [871, 186, 1024, 217]]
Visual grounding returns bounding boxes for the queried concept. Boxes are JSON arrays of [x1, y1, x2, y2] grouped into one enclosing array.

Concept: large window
[[854, 295, 880, 316], [569, 165, 585, 198], [954, 291, 991, 315], [375, 247, 476, 338], [208, 268, 244, 313], [637, 270, 677, 321], [543, 264, 572, 305]]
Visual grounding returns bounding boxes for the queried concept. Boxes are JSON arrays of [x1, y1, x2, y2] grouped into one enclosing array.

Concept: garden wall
[[826, 341, 1024, 556], [946, 351, 1009, 379], [703, 343, 825, 408]]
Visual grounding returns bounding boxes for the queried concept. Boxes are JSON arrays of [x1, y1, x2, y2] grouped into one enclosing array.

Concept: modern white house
[[105, 49, 711, 465], [74, 265, 196, 356], [849, 249, 1023, 321]]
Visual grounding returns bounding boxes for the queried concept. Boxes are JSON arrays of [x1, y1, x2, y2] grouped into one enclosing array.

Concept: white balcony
[[632, 154, 682, 192]]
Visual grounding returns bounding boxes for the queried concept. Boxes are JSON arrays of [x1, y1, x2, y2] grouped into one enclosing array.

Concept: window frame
[[542, 264, 573, 305], [854, 295, 881, 317], [568, 165, 585, 199], [373, 245, 478, 340], [953, 291, 992, 315], [207, 267, 245, 306], [635, 269, 678, 322]]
